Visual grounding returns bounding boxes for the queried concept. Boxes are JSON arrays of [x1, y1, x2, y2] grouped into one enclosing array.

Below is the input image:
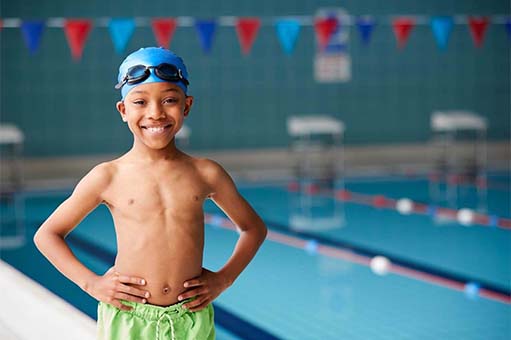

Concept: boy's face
[[116, 82, 193, 150]]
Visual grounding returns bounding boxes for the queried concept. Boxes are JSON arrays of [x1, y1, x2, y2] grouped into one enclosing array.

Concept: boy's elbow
[[33, 228, 44, 250], [33, 227, 57, 251], [259, 222, 268, 242]]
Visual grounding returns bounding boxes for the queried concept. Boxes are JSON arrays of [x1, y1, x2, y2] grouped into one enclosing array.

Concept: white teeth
[[146, 126, 166, 133]]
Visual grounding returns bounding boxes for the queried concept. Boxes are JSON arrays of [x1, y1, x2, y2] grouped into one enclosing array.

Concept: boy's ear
[[116, 101, 127, 122], [183, 96, 194, 117]]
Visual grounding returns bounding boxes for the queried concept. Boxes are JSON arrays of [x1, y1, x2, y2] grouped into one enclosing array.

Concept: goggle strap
[[114, 76, 128, 90]]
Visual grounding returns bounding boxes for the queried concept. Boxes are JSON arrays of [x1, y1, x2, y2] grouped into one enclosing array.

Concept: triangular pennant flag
[[275, 19, 300, 54], [21, 20, 45, 54], [506, 18, 511, 40], [356, 17, 375, 45], [151, 18, 177, 49], [392, 18, 416, 49], [468, 17, 489, 47], [108, 18, 135, 55], [0, 20, 3, 31], [235, 18, 261, 55], [64, 19, 92, 61], [431, 16, 453, 50], [195, 20, 217, 54], [314, 17, 338, 50]]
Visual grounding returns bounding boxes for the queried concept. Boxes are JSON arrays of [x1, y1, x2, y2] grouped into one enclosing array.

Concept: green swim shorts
[[97, 299, 215, 340]]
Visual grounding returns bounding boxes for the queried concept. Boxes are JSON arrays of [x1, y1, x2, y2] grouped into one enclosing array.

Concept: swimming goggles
[[115, 63, 189, 90]]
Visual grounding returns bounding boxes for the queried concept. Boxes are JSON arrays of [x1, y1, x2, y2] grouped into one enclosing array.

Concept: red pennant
[[151, 18, 176, 49], [64, 19, 92, 61], [314, 18, 338, 51], [392, 18, 415, 49], [468, 17, 489, 48], [235, 18, 261, 55]]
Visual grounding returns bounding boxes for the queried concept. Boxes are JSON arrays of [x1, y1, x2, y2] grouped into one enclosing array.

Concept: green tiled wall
[[1, 0, 509, 157]]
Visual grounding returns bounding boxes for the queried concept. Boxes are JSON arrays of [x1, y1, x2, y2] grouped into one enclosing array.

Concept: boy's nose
[[147, 104, 166, 119]]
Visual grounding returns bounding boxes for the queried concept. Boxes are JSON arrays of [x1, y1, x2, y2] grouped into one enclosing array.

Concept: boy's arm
[[180, 160, 267, 311], [33, 163, 149, 311]]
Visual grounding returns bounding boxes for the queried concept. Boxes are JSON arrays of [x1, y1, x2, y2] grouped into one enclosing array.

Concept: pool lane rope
[[288, 181, 511, 230]]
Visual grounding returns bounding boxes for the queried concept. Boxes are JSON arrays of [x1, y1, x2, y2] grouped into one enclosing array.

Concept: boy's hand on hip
[[180, 268, 230, 312], [86, 267, 150, 311]]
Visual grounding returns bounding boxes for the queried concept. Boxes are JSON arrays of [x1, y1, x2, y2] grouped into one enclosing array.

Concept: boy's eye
[[133, 100, 145, 105], [163, 98, 178, 104]]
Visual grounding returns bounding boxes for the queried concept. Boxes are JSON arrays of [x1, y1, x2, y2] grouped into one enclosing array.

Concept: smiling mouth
[[141, 124, 172, 133]]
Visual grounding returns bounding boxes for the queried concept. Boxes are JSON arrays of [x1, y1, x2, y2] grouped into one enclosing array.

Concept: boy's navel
[[128, 199, 135, 205], [162, 285, 171, 294]]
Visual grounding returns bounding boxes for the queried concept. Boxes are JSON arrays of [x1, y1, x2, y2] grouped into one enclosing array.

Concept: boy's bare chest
[[104, 168, 208, 217]]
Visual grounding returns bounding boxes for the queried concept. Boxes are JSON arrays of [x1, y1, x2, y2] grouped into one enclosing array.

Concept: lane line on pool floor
[[204, 213, 511, 306]]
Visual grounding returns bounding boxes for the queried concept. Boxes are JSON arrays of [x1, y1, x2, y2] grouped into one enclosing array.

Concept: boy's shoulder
[[81, 160, 117, 185], [71, 161, 116, 199], [191, 156, 225, 178], [92, 159, 119, 174], [189, 156, 233, 190]]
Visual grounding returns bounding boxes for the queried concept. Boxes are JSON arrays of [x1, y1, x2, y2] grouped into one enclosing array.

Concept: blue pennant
[[21, 21, 44, 54], [195, 20, 217, 54], [431, 16, 453, 50], [356, 17, 375, 45], [108, 18, 136, 55], [506, 17, 511, 41], [275, 19, 300, 54]]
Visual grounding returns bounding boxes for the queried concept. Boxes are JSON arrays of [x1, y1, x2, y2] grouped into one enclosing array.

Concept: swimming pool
[[1, 172, 510, 339]]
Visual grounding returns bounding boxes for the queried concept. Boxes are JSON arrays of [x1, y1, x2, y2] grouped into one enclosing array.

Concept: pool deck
[[0, 260, 96, 340]]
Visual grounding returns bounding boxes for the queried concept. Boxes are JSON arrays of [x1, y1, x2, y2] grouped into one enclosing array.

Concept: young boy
[[33, 47, 267, 340]]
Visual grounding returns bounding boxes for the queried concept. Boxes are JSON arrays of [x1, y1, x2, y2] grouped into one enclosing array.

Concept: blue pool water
[[1, 173, 510, 339]]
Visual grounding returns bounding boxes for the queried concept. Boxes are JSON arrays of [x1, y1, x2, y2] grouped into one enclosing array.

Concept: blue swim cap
[[117, 47, 189, 99]]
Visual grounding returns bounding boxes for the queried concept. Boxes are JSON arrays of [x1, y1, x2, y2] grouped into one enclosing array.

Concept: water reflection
[[288, 179, 346, 232]]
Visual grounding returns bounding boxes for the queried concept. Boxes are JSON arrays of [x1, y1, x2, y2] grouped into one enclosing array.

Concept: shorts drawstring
[[156, 311, 176, 340]]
